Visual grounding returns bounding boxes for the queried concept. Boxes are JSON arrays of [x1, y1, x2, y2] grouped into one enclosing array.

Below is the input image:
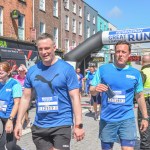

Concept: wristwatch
[[75, 123, 83, 129], [142, 117, 149, 121], [8, 116, 14, 121]]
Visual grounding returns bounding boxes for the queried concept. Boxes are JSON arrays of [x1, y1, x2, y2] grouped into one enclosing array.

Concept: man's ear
[[53, 44, 57, 52]]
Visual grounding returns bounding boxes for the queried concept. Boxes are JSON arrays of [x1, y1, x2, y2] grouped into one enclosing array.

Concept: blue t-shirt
[[85, 71, 95, 85], [0, 78, 22, 118], [91, 63, 143, 122], [24, 59, 79, 128]]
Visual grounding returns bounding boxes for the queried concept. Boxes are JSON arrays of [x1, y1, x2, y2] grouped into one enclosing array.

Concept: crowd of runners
[[0, 33, 150, 150]]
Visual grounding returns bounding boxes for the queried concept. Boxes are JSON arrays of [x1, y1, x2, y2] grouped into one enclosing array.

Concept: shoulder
[[129, 66, 140, 74], [9, 78, 21, 87], [99, 63, 112, 71]]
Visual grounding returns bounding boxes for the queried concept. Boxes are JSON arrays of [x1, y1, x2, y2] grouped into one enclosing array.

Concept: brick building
[[0, 0, 33, 41], [34, 0, 61, 49], [61, 0, 84, 53]]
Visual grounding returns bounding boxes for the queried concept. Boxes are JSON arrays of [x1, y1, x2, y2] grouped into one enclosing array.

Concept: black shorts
[[31, 125, 71, 150]]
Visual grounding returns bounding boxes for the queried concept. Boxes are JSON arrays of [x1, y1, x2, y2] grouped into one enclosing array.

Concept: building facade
[[34, 0, 61, 49], [61, 0, 84, 53], [0, 0, 33, 41], [84, 2, 97, 40]]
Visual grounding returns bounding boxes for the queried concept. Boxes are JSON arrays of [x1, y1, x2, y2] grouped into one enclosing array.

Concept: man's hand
[[140, 120, 149, 132], [96, 84, 108, 92], [14, 122, 23, 140], [73, 128, 85, 142], [5, 120, 13, 134]]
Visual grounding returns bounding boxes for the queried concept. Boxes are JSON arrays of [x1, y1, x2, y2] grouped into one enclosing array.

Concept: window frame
[[39, 22, 45, 34], [0, 7, 3, 36], [18, 14, 25, 40], [39, 0, 45, 11], [53, 0, 58, 17]]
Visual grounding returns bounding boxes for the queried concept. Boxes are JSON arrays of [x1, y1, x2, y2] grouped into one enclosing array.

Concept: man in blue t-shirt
[[14, 33, 85, 150], [90, 40, 148, 150]]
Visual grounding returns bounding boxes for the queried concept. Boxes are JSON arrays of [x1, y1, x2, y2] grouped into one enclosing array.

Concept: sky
[[84, 0, 150, 30]]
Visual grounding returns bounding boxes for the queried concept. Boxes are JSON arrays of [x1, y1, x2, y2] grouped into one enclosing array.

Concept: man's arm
[[69, 88, 85, 141], [135, 92, 149, 132], [14, 88, 32, 140]]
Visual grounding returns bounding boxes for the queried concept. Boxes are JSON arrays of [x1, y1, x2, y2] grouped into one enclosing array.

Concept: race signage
[[102, 28, 150, 44]]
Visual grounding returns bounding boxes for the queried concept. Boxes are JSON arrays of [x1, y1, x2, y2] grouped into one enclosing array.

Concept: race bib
[[37, 96, 59, 113], [0, 100, 8, 112], [108, 91, 126, 104]]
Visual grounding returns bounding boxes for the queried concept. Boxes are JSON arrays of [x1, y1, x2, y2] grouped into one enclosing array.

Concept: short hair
[[0, 61, 11, 73], [115, 40, 131, 52], [36, 33, 54, 45]]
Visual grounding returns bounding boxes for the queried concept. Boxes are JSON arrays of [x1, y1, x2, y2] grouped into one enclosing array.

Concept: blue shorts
[[99, 118, 137, 143]]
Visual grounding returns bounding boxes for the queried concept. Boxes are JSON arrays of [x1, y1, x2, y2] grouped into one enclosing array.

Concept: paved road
[[16, 97, 141, 150]]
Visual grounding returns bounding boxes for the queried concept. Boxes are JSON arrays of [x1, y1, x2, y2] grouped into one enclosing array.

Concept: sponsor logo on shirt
[[126, 75, 135, 79], [6, 88, 12, 92]]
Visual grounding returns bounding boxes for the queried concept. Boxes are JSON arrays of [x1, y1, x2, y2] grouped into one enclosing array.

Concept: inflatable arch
[[64, 28, 150, 64]]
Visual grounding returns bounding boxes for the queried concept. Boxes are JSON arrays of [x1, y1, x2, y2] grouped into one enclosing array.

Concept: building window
[[93, 29, 95, 35], [87, 26, 90, 38], [64, 0, 69, 10], [93, 29, 95, 34], [18, 14, 25, 40], [72, 2, 76, 14], [72, 19, 76, 33], [72, 40, 76, 47], [0, 7, 3, 36], [53, 0, 58, 17], [78, 22, 82, 35], [40, 22, 45, 34], [87, 12, 90, 21], [104, 25, 106, 31], [54, 27, 58, 48], [79, 6, 82, 17], [93, 16, 95, 24], [100, 22, 102, 31], [39, 0, 45, 11], [65, 39, 69, 52], [65, 15, 69, 31]]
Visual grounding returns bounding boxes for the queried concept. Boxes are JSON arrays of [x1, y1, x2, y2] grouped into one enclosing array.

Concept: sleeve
[[66, 66, 79, 91], [140, 71, 146, 84], [135, 73, 144, 93], [12, 83, 22, 98], [24, 70, 32, 88], [91, 68, 101, 86]]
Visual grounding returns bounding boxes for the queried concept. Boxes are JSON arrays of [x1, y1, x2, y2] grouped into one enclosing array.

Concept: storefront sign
[[91, 57, 105, 62], [88, 62, 97, 67], [11, 10, 20, 19], [0, 40, 7, 48]]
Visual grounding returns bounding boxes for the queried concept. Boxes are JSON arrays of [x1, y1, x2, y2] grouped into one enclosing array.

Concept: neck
[[114, 61, 127, 68], [43, 57, 58, 66], [19, 74, 25, 78]]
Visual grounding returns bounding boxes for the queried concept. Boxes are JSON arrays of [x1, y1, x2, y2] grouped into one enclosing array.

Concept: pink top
[[13, 75, 26, 90]]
